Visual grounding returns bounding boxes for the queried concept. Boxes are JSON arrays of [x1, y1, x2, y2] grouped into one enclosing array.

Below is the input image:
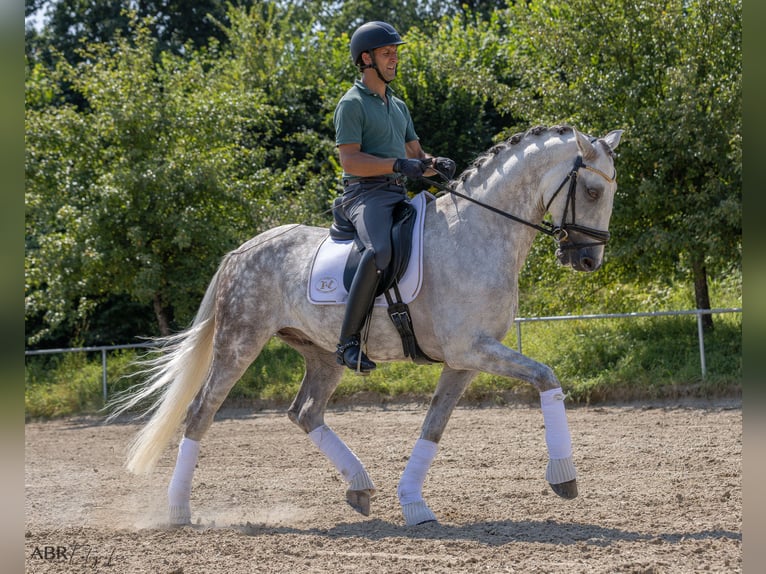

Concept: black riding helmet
[[350, 21, 405, 81]]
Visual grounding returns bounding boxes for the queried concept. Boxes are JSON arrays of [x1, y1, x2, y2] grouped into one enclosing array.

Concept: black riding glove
[[433, 157, 456, 179], [393, 158, 427, 179]]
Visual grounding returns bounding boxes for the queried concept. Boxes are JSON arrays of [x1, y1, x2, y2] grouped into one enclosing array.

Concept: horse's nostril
[[581, 257, 595, 271]]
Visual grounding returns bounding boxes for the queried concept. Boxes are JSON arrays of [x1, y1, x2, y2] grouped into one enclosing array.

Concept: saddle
[[329, 196, 438, 365], [330, 197, 415, 296]]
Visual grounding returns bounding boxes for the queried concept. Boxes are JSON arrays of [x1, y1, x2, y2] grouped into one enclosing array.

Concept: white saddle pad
[[308, 191, 429, 306]]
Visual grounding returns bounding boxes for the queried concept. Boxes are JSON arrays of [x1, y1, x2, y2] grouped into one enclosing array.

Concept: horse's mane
[[451, 124, 614, 189], [452, 125, 572, 188]]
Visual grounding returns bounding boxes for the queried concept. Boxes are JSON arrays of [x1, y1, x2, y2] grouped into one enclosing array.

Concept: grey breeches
[[339, 181, 407, 271]]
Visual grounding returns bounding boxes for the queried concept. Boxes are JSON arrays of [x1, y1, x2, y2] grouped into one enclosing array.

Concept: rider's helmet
[[350, 21, 405, 67]]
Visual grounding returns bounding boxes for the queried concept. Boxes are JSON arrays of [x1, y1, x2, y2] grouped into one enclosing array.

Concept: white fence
[[25, 342, 155, 402], [26, 308, 741, 402], [514, 308, 741, 379]]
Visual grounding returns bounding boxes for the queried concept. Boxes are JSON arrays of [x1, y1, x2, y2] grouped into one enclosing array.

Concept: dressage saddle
[[330, 196, 415, 296]]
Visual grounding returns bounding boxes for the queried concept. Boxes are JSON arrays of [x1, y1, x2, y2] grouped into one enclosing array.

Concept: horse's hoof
[[549, 479, 578, 499], [401, 501, 438, 526], [168, 505, 192, 526], [346, 489, 373, 516]]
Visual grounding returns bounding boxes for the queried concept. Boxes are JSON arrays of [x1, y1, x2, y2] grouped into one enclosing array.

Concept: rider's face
[[371, 45, 399, 81]]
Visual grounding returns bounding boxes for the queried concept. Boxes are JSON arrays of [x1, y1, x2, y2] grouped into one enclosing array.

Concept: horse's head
[[544, 128, 623, 272]]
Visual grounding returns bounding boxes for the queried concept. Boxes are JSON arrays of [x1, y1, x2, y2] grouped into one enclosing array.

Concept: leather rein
[[426, 155, 616, 251]]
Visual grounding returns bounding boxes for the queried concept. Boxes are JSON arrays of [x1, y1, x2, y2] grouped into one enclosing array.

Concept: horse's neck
[[440, 140, 574, 284], [444, 137, 574, 263], [478, 137, 574, 221]]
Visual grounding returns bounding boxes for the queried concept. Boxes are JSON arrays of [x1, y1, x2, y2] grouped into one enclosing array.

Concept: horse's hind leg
[[167, 332, 272, 525], [283, 330, 376, 516]]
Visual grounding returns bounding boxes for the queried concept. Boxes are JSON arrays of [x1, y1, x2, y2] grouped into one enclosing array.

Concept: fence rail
[[514, 307, 741, 379], [26, 308, 741, 402], [25, 342, 157, 402]]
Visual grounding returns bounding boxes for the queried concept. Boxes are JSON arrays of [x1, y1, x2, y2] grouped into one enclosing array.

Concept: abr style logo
[[29, 543, 116, 567]]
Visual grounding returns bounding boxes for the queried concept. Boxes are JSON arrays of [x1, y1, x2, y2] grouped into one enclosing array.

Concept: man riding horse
[[332, 21, 456, 373]]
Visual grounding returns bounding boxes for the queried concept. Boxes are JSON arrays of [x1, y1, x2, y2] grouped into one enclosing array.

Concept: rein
[[232, 154, 615, 257], [425, 156, 615, 251]]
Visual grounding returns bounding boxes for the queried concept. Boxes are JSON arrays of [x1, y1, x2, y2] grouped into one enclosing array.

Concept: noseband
[[436, 155, 616, 251]]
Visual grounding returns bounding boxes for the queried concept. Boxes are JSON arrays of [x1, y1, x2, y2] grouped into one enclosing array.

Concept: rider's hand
[[393, 158, 427, 179], [433, 157, 456, 179]]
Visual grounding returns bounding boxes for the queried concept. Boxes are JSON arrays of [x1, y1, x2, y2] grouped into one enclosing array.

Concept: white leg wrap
[[397, 439, 438, 505], [398, 439, 439, 525], [546, 456, 578, 484], [167, 437, 199, 524], [540, 388, 577, 483], [309, 425, 374, 491], [401, 501, 438, 526]]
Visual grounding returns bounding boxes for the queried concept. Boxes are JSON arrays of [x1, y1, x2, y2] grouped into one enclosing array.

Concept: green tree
[[395, 11, 520, 170], [219, 5, 344, 215], [24, 3, 535, 346], [25, 18, 281, 342], [294, 0, 447, 37], [504, 0, 741, 328], [25, 0, 257, 65]]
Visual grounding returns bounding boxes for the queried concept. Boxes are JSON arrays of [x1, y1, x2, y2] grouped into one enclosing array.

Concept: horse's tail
[[107, 256, 227, 475]]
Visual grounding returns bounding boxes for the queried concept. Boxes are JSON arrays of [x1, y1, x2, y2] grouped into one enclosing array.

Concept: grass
[[510, 312, 741, 403], [25, 306, 741, 419], [25, 350, 141, 419]]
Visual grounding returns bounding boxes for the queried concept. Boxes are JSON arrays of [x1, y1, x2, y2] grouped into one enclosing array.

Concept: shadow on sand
[[213, 518, 740, 548]]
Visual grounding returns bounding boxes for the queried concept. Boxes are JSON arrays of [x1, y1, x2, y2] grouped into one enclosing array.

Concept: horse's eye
[[586, 187, 600, 200]]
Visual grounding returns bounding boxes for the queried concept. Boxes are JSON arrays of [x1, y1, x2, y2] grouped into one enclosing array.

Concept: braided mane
[[449, 124, 620, 189], [453, 125, 574, 188]]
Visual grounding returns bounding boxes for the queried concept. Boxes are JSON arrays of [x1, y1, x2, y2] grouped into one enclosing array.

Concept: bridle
[[543, 155, 616, 251], [427, 155, 616, 252]]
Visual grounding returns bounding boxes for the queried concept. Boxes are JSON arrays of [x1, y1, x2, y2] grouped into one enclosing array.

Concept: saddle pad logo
[[315, 277, 338, 293]]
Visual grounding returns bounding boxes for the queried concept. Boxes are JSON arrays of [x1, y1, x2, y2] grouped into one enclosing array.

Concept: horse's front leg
[[398, 366, 477, 525], [286, 343, 376, 516], [449, 336, 578, 499]]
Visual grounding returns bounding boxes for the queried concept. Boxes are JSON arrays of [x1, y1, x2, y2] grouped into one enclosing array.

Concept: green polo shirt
[[334, 79, 419, 179]]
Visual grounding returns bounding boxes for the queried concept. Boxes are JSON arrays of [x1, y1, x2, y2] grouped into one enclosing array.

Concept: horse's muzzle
[[556, 245, 603, 272]]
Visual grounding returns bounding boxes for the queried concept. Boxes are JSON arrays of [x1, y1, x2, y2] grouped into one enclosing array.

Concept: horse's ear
[[603, 129, 624, 151], [574, 129, 598, 161]]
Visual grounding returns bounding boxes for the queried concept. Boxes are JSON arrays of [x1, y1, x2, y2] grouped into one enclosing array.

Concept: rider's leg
[[335, 186, 404, 373], [336, 249, 380, 372]]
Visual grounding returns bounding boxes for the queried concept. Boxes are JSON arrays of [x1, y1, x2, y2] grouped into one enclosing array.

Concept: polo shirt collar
[[354, 79, 394, 99]]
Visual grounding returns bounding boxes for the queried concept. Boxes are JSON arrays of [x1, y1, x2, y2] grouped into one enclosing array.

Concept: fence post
[[101, 349, 108, 403], [697, 311, 707, 379], [516, 320, 523, 354]]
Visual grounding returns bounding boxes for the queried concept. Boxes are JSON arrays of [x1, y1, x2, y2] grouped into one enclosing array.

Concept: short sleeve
[[334, 98, 364, 146], [404, 107, 418, 143]]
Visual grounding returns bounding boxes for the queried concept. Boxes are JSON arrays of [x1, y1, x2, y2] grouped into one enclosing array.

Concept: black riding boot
[[336, 250, 381, 373]]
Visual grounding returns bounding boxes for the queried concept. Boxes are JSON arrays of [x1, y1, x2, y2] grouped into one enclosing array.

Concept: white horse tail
[[107, 256, 227, 475]]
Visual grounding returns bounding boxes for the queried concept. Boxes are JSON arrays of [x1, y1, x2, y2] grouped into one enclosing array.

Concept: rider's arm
[[337, 140, 436, 178], [337, 143, 399, 176]]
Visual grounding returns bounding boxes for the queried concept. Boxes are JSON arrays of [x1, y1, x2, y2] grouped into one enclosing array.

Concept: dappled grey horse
[[110, 125, 623, 526]]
